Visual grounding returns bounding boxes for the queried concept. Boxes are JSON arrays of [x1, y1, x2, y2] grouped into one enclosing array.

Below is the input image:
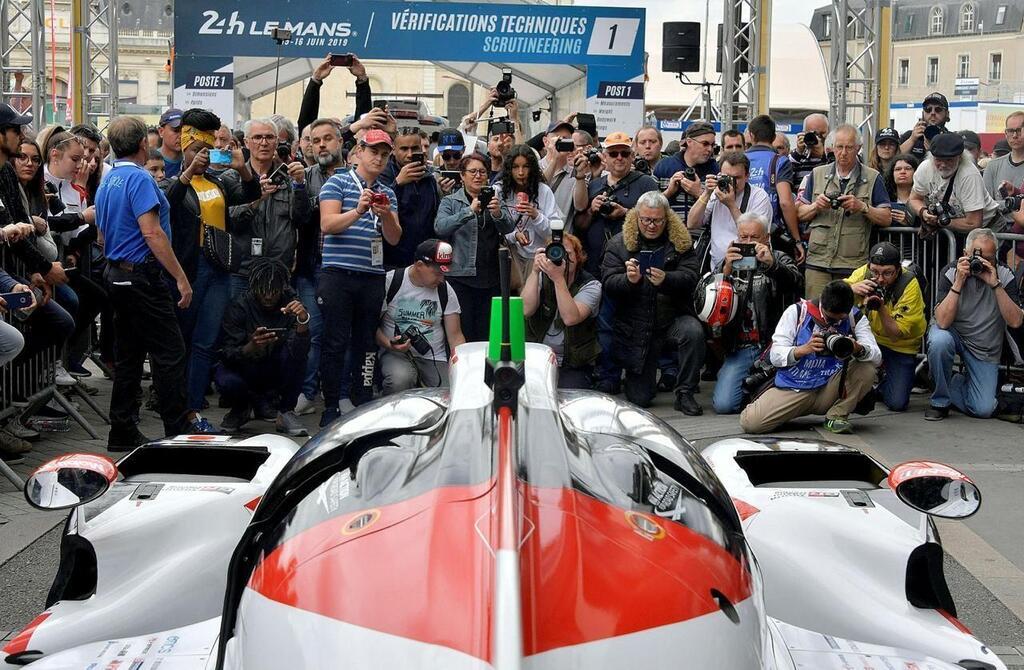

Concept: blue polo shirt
[[96, 160, 171, 263]]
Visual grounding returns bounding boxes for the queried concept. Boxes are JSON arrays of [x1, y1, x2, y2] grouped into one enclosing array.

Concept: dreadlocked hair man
[[215, 257, 313, 437]]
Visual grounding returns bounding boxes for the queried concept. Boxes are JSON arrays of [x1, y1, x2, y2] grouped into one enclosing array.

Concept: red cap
[[360, 128, 394, 148]]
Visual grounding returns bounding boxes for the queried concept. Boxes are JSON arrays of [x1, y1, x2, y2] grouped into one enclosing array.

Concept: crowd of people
[[3, 53, 1024, 461]]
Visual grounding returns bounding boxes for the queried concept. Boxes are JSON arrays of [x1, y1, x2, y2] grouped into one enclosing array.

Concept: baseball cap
[[930, 132, 964, 158], [868, 241, 901, 267], [923, 92, 949, 109], [360, 128, 394, 149], [0, 103, 31, 128], [685, 122, 716, 139], [994, 139, 1011, 157], [875, 127, 900, 145], [958, 129, 981, 150], [437, 128, 465, 152], [602, 131, 632, 149], [415, 239, 453, 272], [159, 108, 183, 128], [547, 120, 575, 135]]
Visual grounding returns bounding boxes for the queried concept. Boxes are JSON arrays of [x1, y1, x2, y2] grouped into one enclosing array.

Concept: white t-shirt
[[379, 268, 462, 361], [701, 184, 773, 269], [532, 277, 602, 366], [912, 152, 1003, 232]]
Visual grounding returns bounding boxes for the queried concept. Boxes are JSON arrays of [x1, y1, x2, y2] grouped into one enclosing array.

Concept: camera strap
[[940, 165, 959, 209]]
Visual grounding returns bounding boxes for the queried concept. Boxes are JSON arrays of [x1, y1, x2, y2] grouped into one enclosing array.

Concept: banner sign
[[176, 65, 234, 125], [586, 71, 645, 138]]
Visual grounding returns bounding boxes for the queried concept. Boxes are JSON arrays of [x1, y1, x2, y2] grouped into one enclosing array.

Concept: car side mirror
[[24, 454, 118, 511], [888, 461, 981, 519]]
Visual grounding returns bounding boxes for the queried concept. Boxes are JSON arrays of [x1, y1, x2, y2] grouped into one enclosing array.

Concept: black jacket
[[219, 288, 310, 366], [714, 250, 803, 353], [297, 77, 371, 138], [164, 170, 260, 281], [601, 208, 699, 374], [0, 162, 51, 277]]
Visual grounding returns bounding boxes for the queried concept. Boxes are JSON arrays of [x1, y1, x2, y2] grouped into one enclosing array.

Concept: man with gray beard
[[291, 118, 346, 415]]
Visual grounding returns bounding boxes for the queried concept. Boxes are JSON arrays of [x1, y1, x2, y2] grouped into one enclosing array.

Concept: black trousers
[[447, 279, 499, 343], [317, 267, 385, 407], [104, 260, 188, 436], [623, 315, 706, 408], [215, 337, 309, 413]]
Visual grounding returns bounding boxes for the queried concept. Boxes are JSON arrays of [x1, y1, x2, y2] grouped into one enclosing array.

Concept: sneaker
[[673, 392, 704, 416], [656, 375, 676, 393], [189, 415, 220, 435], [319, 406, 341, 428], [36, 403, 68, 419], [593, 380, 621, 395], [221, 406, 252, 433], [54, 362, 76, 387], [107, 427, 150, 452], [0, 430, 32, 459], [26, 417, 70, 433], [924, 405, 949, 421], [68, 361, 92, 378], [4, 420, 39, 441], [276, 411, 309, 437], [338, 398, 356, 415], [294, 394, 317, 416], [253, 398, 277, 422], [823, 417, 853, 434]]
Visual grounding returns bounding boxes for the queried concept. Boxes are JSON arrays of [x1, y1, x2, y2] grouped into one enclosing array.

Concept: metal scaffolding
[[828, 0, 891, 150], [0, 0, 45, 125], [719, 0, 771, 127], [73, 0, 118, 128]]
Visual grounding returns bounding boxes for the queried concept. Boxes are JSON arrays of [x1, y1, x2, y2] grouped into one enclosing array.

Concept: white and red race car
[[1, 341, 1002, 670]]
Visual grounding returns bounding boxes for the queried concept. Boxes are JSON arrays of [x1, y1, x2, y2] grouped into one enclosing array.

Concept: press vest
[[806, 162, 880, 271], [775, 300, 857, 391], [525, 270, 599, 369], [746, 148, 783, 230]]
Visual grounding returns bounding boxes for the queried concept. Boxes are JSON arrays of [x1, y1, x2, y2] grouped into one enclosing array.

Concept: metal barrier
[[872, 226, 959, 316]]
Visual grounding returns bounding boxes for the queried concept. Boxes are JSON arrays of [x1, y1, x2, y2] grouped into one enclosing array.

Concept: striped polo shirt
[[320, 169, 398, 274]]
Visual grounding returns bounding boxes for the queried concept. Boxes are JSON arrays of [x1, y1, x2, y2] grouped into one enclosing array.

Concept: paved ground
[[1, 364, 1023, 662]]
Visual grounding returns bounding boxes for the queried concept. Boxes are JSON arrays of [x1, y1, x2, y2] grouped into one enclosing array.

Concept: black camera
[[716, 174, 734, 192], [585, 149, 602, 166], [926, 200, 952, 227], [825, 192, 844, 210], [598, 193, 619, 216], [268, 163, 290, 186], [820, 328, 856, 360], [864, 285, 886, 311], [633, 157, 651, 175], [969, 249, 986, 276], [495, 69, 516, 106], [803, 132, 819, 147], [924, 124, 943, 142], [545, 219, 566, 265], [742, 359, 776, 396], [276, 142, 292, 162], [1003, 194, 1024, 214], [489, 119, 515, 137], [478, 185, 495, 210], [554, 138, 574, 153], [397, 325, 431, 356], [682, 167, 697, 181]]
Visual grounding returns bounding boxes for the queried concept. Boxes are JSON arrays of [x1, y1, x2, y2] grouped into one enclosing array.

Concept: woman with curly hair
[[494, 144, 560, 284]]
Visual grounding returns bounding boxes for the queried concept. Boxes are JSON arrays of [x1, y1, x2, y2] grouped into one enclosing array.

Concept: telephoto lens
[[824, 333, 856, 360], [545, 218, 566, 265]]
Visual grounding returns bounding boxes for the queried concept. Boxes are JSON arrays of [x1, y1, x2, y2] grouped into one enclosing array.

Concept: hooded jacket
[[601, 207, 699, 373]]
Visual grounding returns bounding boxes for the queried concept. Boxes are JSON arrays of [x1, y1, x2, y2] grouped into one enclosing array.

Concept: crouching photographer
[[216, 259, 311, 437], [845, 242, 927, 412], [523, 226, 601, 389], [376, 240, 465, 393], [706, 213, 802, 414], [740, 280, 881, 434]]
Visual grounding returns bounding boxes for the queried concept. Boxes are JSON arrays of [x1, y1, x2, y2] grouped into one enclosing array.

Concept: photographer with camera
[[230, 117, 310, 297], [655, 122, 719, 222], [796, 124, 892, 298], [318, 129, 401, 425], [983, 111, 1024, 233], [789, 113, 833, 188], [740, 280, 881, 434], [926, 228, 1023, 420], [601, 191, 705, 413], [486, 117, 517, 183], [435, 153, 514, 342], [688, 151, 773, 270], [296, 54, 372, 153], [378, 127, 443, 268], [376, 239, 465, 393], [522, 225, 601, 389], [540, 120, 588, 231], [710, 213, 803, 414], [845, 242, 927, 411], [908, 132, 1002, 235], [900, 92, 950, 159], [633, 126, 664, 174], [216, 259, 311, 437]]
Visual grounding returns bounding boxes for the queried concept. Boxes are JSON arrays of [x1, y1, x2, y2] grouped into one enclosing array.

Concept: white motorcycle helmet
[[695, 273, 738, 336]]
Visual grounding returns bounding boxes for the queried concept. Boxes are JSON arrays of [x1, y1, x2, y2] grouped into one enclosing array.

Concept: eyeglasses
[[14, 154, 40, 164], [870, 268, 898, 279], [248, 134, 276, 144], [463, 168, 488, 176], [1006, 127, 1024, 136], [638, 216, 664, 227], [923, 105, 946, 113], [606, 150, 632, 158]]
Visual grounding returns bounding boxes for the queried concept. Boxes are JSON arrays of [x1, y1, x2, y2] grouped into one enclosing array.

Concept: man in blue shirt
[[317, 128, 402, 426], [96, 115, 193, 450]]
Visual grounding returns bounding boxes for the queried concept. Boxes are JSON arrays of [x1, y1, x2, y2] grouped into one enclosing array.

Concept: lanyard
[[350, 168, 381, 231]]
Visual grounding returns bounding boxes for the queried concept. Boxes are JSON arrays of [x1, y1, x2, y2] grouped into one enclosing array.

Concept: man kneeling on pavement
[[740, 280, 881, 434], [845, 242, 927, 412], [216, 259, 311, 437], [926, 228, 1023, 420]]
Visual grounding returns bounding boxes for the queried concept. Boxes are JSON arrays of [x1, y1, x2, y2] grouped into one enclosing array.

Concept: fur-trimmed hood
[[622, 207, 693, 254]]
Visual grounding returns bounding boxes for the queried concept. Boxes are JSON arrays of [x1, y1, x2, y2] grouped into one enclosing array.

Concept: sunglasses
[[441, 151, 462, 160], [606, 149, 632, 158], [923, 105, 946, 113]]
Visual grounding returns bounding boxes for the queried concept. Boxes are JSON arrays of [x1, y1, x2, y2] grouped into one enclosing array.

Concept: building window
[[898, 59, 910, 87], [959, 3, 975, 32], [902, 14, 914, 33], [823, 13, 831, 38], [957, 54, 970, 78], [990, 52, 1003, 81], [995, 5, 1007, 24], [927, 57, 940, 85], [446, 83, 470, 125], [930, 6, 944, 34]]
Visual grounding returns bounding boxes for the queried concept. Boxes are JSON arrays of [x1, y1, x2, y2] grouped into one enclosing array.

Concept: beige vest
[[806, 162, 881, 271]]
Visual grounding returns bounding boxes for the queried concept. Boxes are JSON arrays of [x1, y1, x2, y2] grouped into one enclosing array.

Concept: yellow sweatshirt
[[845, 264, 927, 354]]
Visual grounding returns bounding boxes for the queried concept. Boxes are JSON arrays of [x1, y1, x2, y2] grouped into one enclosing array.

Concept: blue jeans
[[713, 346, 760, 414], [178, 255, 231, 412], [927, 324, 999, 418], [293, 273, 323, 399], [879, 346, 916, 412], [229, 274, 248, 301]]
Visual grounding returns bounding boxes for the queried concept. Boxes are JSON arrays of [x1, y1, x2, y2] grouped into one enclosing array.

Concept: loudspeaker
[[716, 24, 750, 73], [662, 22, 701, 73]]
